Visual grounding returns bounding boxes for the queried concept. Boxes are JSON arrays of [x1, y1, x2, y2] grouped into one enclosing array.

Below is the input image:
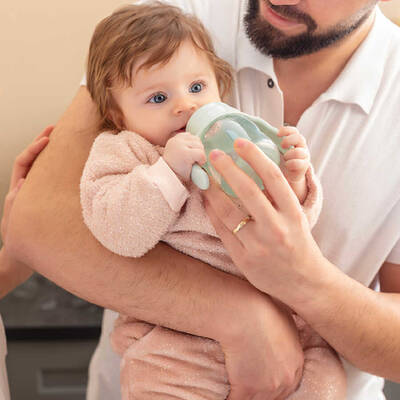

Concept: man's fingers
[[34, 125, 54, 142], [232, 139, 301, 215], [207, 149, 277, 223], [1, 179, 24, 240], [10, 136, 50, 190], [5, 179, 24, 211], [203, 186, 245, 257], [204, 181, 245, 232]]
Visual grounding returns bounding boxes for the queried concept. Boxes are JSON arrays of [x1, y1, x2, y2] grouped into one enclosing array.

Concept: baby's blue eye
[[190, 82, 203, 93], [149, 93, 167, 104]]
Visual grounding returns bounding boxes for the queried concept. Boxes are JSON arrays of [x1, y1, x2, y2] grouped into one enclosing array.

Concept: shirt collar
[[235, 4, 389, 115], [318, 8, 389, 114], [235, 0, 275, 79]]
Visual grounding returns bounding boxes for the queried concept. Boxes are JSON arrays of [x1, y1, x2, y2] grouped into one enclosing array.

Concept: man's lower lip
[[260, 1, 303, 30]]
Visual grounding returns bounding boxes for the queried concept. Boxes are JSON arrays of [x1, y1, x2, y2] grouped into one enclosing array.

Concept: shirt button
[[267, 78, 275, 88]]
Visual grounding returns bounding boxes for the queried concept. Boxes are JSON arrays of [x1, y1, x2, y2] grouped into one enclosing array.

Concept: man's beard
[[244, 0, 377, 59]]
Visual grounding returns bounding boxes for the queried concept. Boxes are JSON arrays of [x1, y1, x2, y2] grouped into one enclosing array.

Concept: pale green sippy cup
[[187, 102, 285, 197]]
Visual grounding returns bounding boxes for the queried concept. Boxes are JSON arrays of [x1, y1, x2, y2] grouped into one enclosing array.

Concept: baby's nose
[[173, 99, 197, 116]]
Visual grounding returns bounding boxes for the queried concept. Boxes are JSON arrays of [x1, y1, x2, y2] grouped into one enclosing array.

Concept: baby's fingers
[[280, 133, 307, 149], [283, 147, 309, 162], [278, 127, 307, 149], [284, 159, 309, 174], [192, 148, 207, 165]]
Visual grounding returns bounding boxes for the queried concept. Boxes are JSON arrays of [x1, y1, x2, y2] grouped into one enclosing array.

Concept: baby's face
[[112, 40, 222, 146]]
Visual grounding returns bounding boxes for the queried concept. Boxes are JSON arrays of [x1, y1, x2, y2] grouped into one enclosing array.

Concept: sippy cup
[[187, 102, 285, 197]]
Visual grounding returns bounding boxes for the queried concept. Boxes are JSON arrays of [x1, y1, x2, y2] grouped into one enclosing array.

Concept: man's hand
[[0, 125, 53, 298], [222, 296, 304, 400], [163, 132, 206, 181], [1, 125, 53, 244], [203, 138, 325, 306]]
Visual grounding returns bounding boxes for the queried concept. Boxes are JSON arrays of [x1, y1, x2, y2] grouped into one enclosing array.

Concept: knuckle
[[273, 225, 289, 245], [294, 210, 307, 227], [219, 205, 236, 222], [287, 161, 299, 172], [269, 165, 283, 181], [252, 243, 267, 259], [245, 184, 260, 200], [290, 149, 303, 159]]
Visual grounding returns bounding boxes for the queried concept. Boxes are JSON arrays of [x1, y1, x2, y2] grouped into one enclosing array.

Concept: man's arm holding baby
[[6, 86, 303, 399]]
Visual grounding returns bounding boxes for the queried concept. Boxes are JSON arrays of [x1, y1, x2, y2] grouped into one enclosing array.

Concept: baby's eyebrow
[[135, 84, 165, 96]]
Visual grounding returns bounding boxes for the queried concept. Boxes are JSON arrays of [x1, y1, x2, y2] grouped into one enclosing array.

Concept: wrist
[[162, 155, 189, 183], [289, 177, 307, 204], [286, 256, 349, 327], [216, 285, 287, 348]]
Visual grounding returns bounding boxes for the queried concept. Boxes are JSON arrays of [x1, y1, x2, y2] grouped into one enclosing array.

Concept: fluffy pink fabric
[[111, 315, 346, 400], [81, 130, 345, 399]]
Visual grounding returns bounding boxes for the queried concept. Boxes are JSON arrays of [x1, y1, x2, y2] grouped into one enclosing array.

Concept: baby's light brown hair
[[87, 2, 234, 131]]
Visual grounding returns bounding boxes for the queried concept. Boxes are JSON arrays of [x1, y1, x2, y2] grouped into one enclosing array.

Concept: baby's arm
[[80, 131, 192, 258], [278, 126, 310, 205], [278, 126, 322, 228]]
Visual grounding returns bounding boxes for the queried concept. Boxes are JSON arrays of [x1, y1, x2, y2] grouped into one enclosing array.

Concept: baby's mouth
[[173, 125, 187, 134]]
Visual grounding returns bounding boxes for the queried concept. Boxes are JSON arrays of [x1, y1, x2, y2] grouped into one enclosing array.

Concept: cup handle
[[191, 164, 210, 190]]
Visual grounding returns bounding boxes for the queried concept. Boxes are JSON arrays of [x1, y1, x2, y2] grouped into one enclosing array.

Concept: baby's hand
[[278, 126, 310, 184], [163, 132, 206, 182]]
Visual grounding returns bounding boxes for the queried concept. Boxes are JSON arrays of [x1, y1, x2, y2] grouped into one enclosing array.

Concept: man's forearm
[[6, 86, 271, 345], [287, 258, 400, 381]]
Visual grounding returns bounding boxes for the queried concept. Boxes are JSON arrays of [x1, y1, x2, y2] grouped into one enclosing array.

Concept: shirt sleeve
[[80, 74, 87, 86], [80, 131, 189, 258]]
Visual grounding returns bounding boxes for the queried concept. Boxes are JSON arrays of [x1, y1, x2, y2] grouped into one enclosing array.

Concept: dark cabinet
[[0, 274, 103, 400]]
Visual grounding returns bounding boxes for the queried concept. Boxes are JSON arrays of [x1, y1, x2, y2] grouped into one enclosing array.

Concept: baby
[[80, 2, 346, 399]]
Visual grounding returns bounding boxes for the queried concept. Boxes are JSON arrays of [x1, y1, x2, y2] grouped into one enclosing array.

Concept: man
[[6, 0, 400, 399]]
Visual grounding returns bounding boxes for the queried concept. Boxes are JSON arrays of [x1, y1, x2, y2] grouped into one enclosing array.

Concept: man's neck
[[274, 10, 376, 127]]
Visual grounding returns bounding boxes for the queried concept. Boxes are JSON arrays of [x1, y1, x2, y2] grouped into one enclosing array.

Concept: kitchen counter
[[0, 273, 102, 340]]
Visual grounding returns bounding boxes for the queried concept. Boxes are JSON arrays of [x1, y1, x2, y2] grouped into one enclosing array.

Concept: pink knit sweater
[[81, 130, 322, 275], [80, 130, 345, 400]]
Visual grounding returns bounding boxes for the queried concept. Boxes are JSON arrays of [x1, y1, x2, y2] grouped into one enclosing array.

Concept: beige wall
[[0, 0, 125, 244], [1, 0, 400, 243]]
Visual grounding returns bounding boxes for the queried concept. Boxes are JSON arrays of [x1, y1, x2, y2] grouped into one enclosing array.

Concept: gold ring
[[232, 215, 252, 234]]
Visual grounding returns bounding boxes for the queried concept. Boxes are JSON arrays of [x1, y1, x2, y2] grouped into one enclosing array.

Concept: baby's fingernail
[[234, 138, 247, 148], [210, 150, 224, 161]]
